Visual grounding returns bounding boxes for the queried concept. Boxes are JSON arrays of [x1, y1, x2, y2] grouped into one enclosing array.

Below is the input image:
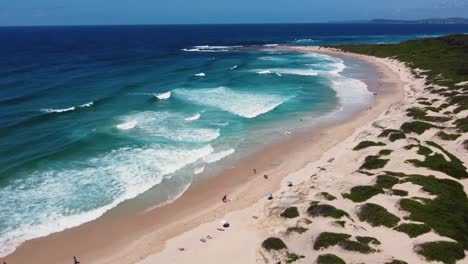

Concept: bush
[[375, 175, 399, 189], [356, 236, 381, 245], [394, 223, 431, 237], [343, 186, 383, 202], [262, 237, 287, 251], [436, 131, 461, 141], [390, 189, 408, 196], [307, 204, 349, 219], [357, 203, 400, 228], [389, 132, 407, 142], [313, 232, 351, 250], [339, 240, 374, 253], [384, 260, 408, 264], [286, 252, 305, 263], [280, 207, 300, 218], [319, 192, 337, 201], [353, 141, 386, 150], [406, 141, 468, 179], [286, 226, 308, 234], [360, 155, 389, 170], [316, 254, 346, 264], [378, 149, 393, 156], [401, 121, 434, 135], [415, 241, 465, 264]]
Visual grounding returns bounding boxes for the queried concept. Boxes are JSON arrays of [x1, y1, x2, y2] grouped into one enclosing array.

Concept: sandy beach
[[6, 45, 466, 264]]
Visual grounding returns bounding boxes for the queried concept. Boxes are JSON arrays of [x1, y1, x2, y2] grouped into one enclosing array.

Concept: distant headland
[[330, 17, 468, 24]]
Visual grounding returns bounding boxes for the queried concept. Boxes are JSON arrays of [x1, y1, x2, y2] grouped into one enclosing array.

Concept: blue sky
[[0, 0, 467, 26]]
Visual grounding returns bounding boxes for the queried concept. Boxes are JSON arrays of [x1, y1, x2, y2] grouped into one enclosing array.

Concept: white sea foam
[[193, 166, 205, 175], [185, 113, 201, 121], [202, 148, 235, 163], [229, 65, 238, 70], [0, 144, 213, 257], [263, 44, 278, 47], [118, 111, 219, 142], [79, 102, 94, 108], [116, 120, 137, 130], [173, 87, 289, 118], [295, 38, 316, 43], [41, 106, 76, 113], [182, 45, 242, 53], [256, 68, 318, 76], [194, 73, 206, 77], [154, 91, 172, 100], [257, 70, 272, 75]]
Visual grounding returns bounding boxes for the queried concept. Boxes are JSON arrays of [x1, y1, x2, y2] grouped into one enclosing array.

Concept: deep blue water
[[1, 23, 467, 256]]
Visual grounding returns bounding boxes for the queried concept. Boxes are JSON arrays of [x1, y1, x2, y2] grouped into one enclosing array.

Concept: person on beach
[[264, 174, 268, 179], [222, 195, 228, 203], [287, 181, 293, 187], [73, 256, 80, 264], [253, 169, 257, 174], [267, 193, 273, 200]]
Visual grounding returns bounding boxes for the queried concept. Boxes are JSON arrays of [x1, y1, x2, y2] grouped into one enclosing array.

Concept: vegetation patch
[[378, 149, 393, 156], [356, 236, 381, 245], [280, 207, 300, 218], [390, 189, 408, 196], [307, 203, 349, 219], [333, 220, 346, 227], [378, 129, 406, 142], [319, 192, 337, 201], [399, 174, 468, 248], [406, 141, 468, 179], [406, 108, 451, 123], [360, 155, 389, 170], [455, 116, 468, 132], [353, 141, 386, 150], [357, 203, 400, 228], [384, 260, 408, 264], [313, 232, 351, 250], [394, 223, 431, 237], [286, 226, 308, 234], [339, 240, 375, 253], [343, 185, 383, 202], [415, 241, 465, 264], [286, 252, 305, 263], [316, 254, 346, 264], [436, 131, 461, 141], [401, 121, 435, 135], [375, 175, 400, 189], [262, 237, 287, 251]]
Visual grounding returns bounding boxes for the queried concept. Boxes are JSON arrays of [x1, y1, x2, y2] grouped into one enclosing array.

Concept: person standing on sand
[[73, 256, 80, 264]]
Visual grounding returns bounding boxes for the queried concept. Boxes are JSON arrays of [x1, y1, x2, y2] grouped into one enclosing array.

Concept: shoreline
[[2, 47, 405, 264]]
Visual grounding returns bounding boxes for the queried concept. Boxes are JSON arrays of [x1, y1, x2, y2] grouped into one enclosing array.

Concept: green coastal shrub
[[357, 203, 400, 228], [343, 185, 383, 202], [313, 232, 351, 250], [319, 192, 337, 201], [280, 207, 300, 218], [375, 175, 400, 189], [415, 241, 465, 264], [436, 131, 461, 141], [394, 223, 431, 237], [388, 132, 406, 142], [406, 141, 468, 179], [390, 189, 408, 196], [384, 260, 408, 264], [401, 121, 434, 134], [286, 252, 305, 263], [360, 155, 389, 170], [339, 240, 374, 253], [262, 237, 287, 251], [286, 226, 308, 234], [378, 149, 393, 156], [307, 204, 349, 219], [353, 141, 386, 150], [316, 254, 346, 264], [356, 236, 381, 245]]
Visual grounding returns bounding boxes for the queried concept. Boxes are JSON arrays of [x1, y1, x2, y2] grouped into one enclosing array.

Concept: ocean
[[1, 23, 467, 256]]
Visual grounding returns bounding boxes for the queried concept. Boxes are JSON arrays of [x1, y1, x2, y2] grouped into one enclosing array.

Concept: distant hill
[[330, 18, 468, 24]]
